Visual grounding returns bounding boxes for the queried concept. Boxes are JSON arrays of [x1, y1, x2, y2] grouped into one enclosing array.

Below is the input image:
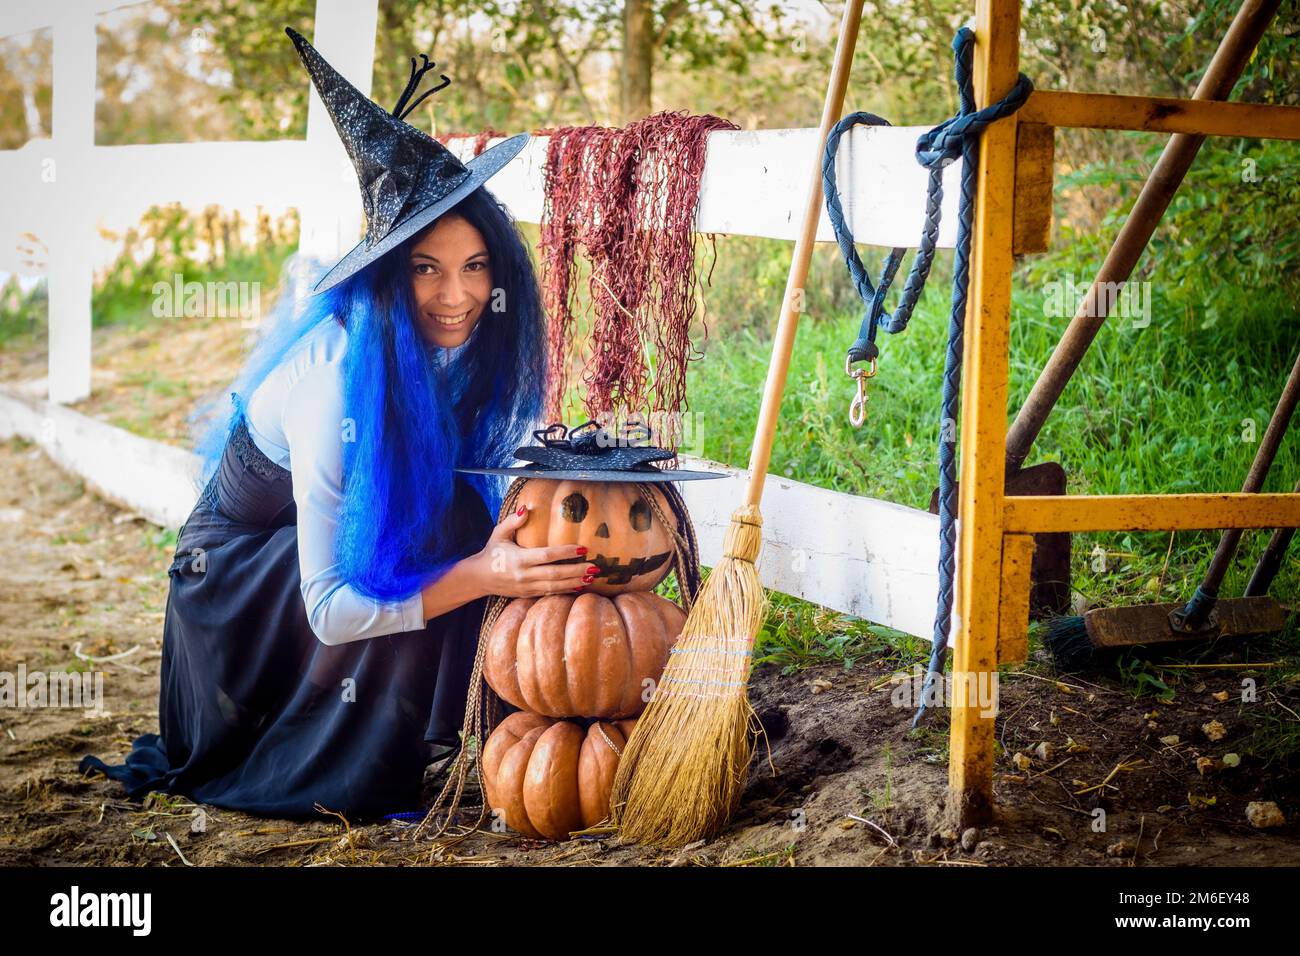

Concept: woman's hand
[[464, 503, 596, 599]]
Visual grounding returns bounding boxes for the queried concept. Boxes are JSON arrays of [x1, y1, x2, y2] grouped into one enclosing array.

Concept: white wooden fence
[[0, 0, 964, 642]]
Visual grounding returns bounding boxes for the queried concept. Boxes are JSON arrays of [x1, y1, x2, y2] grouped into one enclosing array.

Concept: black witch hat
[[285, 26, 529, 295], [456, 421, 725, 484]]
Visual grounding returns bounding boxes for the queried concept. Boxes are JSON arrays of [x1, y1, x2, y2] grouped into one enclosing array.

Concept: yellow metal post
[[941, 0, 1298, 832], [997, 534, 1036, 665], [947, 0, 1020, 829]]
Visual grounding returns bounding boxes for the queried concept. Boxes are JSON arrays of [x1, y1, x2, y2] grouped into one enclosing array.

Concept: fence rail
[[0, 0, 966, 642]]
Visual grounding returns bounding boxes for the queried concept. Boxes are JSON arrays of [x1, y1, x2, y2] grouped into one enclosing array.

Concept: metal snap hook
[[845, 354, 877, 427]]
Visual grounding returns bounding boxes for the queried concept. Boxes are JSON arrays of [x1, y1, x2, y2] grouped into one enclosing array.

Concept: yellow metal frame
[[950, 0, 1299, 827]]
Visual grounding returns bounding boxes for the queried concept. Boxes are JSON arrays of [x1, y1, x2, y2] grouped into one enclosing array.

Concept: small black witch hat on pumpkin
[[285, 26, 529, 295], [456, 420, 725, 483]]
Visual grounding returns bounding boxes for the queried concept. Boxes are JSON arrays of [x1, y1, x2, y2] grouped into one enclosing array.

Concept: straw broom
[[608, 0, 869, 848]]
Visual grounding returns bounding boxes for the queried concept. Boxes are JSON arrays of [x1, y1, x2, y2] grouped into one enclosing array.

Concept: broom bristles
[[1043, 614, 1096, 672], [610, 504, 769, 847]]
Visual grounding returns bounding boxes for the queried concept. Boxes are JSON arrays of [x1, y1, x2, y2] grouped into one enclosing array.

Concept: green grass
[[1116, 652, 1178, 703], [147, 527, 179, 555], [752, 591, 925, 676], [906, 723, 950, 764], [861, 742, 895, 811], [1241, 697, 1300, 771], [688, 247, 1299, 671]]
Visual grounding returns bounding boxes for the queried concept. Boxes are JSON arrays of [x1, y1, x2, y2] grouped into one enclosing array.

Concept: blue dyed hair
[[193, 186, 547, 601]]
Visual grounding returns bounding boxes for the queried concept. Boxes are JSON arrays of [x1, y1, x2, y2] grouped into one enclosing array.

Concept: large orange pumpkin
[[484, 591, 686, 718], [482, 711, 637, 840], [514, 478, 676, 594]]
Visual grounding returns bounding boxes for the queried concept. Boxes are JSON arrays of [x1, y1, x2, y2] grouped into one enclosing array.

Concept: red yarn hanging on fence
[[538, 110, 736, 450]]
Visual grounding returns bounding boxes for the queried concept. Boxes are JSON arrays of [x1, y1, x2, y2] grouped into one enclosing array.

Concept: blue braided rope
[[823, 28, 1032, 728], [822, 117, 944, 360], [913, 30, 1030, 727], [821, 112, 904, 362], [917, 33, 979, 727]]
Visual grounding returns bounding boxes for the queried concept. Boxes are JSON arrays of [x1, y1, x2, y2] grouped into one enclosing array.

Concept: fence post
[[296, 0, 380, 272], [947, 0, 1021, 829], [46, 2, 96, 403]]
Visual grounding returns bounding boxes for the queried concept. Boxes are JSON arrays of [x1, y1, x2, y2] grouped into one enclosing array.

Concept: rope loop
[[914, 71, 1034, 170], [822, 111, 904, 365], [824, 27, 1034, 376]]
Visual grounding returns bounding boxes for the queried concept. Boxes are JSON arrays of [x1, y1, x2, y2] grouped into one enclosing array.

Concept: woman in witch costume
[[76, 28, 596, 821]]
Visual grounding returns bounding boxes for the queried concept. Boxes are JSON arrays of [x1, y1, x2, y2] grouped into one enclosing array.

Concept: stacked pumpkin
[[456, 420, 721, 840], [480, 478, 689, 841]]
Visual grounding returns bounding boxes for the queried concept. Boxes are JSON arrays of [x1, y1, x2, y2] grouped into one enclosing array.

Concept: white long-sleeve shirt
[[243, 318, 472, 647]]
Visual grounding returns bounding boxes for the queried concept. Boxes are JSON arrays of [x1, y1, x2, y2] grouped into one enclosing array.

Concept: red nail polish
[[586, 566, 599, 575], [582, 575, 595, 583], [576, 546, 588, 556], [516, 505, 526, 516]]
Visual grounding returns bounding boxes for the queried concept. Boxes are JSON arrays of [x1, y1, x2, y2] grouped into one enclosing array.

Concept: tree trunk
[[620, 0, 652, 123]]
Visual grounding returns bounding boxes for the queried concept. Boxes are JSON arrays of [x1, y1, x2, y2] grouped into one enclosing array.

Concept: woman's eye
[[466, 261, 487, 272]]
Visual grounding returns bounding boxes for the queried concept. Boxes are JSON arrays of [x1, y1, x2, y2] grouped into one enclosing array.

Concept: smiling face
[[408, 213, 493, 349]]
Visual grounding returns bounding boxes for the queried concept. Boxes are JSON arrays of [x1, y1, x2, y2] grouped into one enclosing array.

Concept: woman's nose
[[438, 273, 466, 307]]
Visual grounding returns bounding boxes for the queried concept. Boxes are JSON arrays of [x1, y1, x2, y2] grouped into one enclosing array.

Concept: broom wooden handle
[[744, 0, 866, 507]]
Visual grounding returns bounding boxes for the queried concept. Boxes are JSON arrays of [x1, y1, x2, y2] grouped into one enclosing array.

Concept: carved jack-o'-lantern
[[514, 478, 677, 595]]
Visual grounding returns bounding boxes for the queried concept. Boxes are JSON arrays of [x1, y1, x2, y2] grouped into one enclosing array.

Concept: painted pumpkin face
[[514, 478, 676, 594]]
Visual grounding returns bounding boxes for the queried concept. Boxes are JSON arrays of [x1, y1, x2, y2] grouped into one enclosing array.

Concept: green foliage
[[906, 723, 949, 763], [93, 0, 312, 145], [753, 591, 925, 675], [148, 527, 180, 555], [1155, 138, 1300, 321], [0, 29, 52, 149], [653, 566, 685, 605], [1240, 697, 1300, 771], [0, 275, 47, 348], [1116, 653, 1176, 703], [862, 742, 895, 810], [128, 0, 811, 138], [92, 203, 299, 332], [1030, 136, 1300, 332]]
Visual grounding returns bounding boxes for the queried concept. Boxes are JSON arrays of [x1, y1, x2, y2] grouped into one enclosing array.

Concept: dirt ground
[[1, 436, 1297, 866], [0, 313, 249, 446]]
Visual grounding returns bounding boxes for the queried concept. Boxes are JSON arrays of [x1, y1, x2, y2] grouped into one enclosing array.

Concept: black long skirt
[[77, 415, 494, 822]]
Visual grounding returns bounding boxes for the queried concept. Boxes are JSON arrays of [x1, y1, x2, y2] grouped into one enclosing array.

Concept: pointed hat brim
[[309, 131, 529, 295]]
